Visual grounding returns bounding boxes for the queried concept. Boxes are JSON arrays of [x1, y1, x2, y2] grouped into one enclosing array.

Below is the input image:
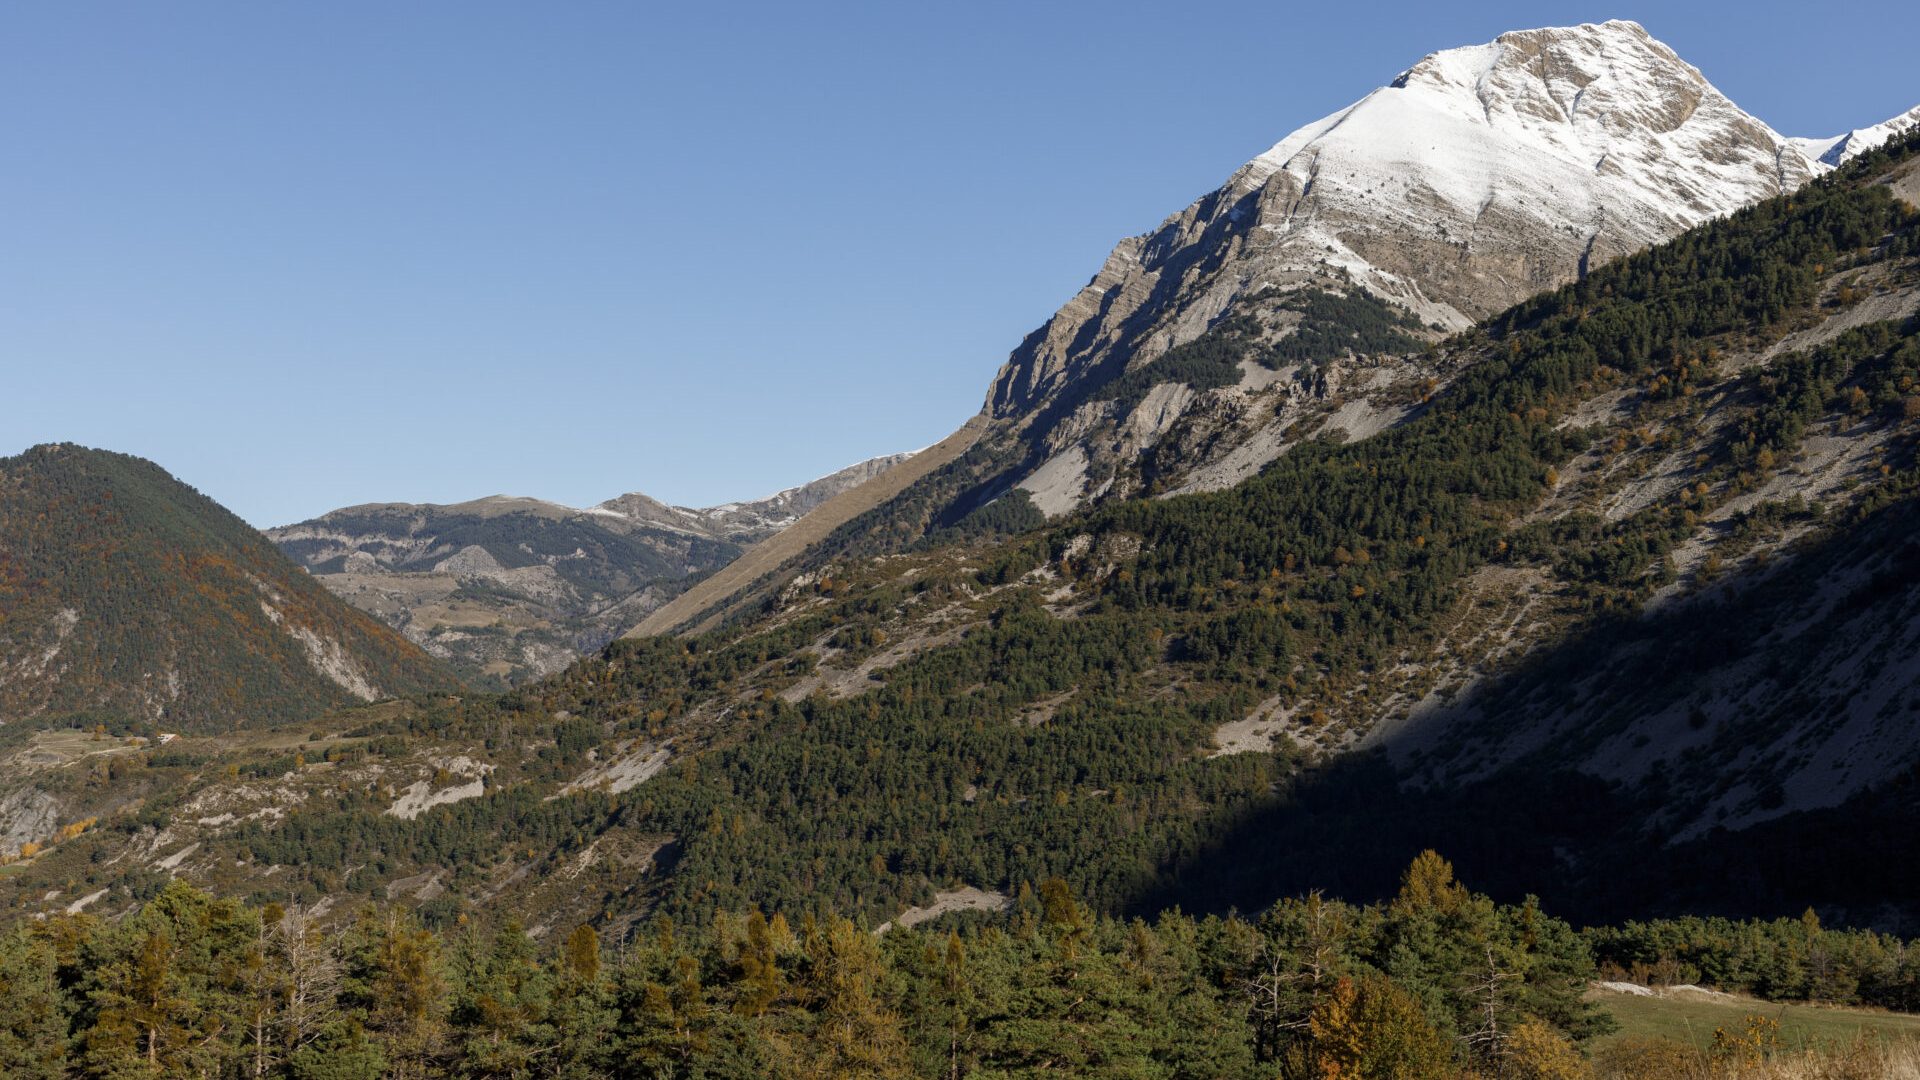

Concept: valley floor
[[1589, 983, 1920, 1051]]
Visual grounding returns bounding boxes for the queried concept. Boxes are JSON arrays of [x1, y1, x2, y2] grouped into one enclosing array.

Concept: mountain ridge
[[269, 452, 916, 683], [1792, 103, 1920, 167], [290, 450, 915, 540], [616, 20, 1920, 636], [987, 19, 1841, 422]]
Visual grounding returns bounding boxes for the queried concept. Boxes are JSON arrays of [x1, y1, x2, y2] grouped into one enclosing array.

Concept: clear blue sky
[[4, 1, 1916, 526]]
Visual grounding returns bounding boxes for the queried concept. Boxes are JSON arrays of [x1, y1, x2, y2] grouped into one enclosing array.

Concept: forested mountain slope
[[0, 445, 457, 731], [4, 133, 1918, 941], [629, 22, 1920, 634]]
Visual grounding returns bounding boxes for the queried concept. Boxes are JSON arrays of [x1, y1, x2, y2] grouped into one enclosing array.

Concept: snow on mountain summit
[[980, 20, 1918, 520], [989, 21, 1912, 423], [1236, 19, 1822, 328], [1790, 104, 1920, 168]]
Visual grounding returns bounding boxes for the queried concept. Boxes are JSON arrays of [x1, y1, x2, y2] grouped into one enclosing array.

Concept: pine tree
[[87, 926, 193, 1075], [548, 924, 615, 1080], [342, 909, 444, 1080], [733, 911, 785, 1018], [1237, 891, 1353, 1064], [799, 916, 910, 1079], [1306, 975, 1452, 1079], [448, 919, 555, 1077], [77, 882, 261, 1078], [0, 930, 68, 1080]]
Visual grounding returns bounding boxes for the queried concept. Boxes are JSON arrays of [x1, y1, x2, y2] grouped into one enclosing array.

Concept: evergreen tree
[[0, 929, 69, 1080]]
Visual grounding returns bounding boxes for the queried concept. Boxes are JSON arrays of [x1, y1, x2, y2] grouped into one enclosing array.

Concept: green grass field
[[1589, 986, 1920, 1051]]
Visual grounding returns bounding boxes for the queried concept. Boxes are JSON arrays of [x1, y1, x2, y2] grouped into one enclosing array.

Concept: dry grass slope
[[626, 413, 988, 637]]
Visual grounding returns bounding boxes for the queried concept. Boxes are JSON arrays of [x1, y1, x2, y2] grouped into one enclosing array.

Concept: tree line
[[0, 852, 1623, 1079]]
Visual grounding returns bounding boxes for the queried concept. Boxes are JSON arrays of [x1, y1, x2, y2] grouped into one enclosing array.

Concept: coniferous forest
[[9, 852, 1920, 1079]]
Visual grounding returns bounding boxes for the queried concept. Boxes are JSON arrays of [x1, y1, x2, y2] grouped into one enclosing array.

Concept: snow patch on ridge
[[1789, 105, 1920, 167]]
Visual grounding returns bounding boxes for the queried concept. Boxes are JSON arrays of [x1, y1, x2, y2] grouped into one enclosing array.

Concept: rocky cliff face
[[612, 23, 1920, 634], [980, 21, 1918, 517], [268, 455, 912, 684]]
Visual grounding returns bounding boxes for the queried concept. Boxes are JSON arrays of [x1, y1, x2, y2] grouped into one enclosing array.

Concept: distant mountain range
[[265, 454, 912, 684]]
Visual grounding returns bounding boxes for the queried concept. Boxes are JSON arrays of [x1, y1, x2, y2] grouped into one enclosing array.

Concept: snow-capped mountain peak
[[1234, 20, 1818, 329], [1790, 104, 1920, 168], [982, 21, 1918, 518]]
